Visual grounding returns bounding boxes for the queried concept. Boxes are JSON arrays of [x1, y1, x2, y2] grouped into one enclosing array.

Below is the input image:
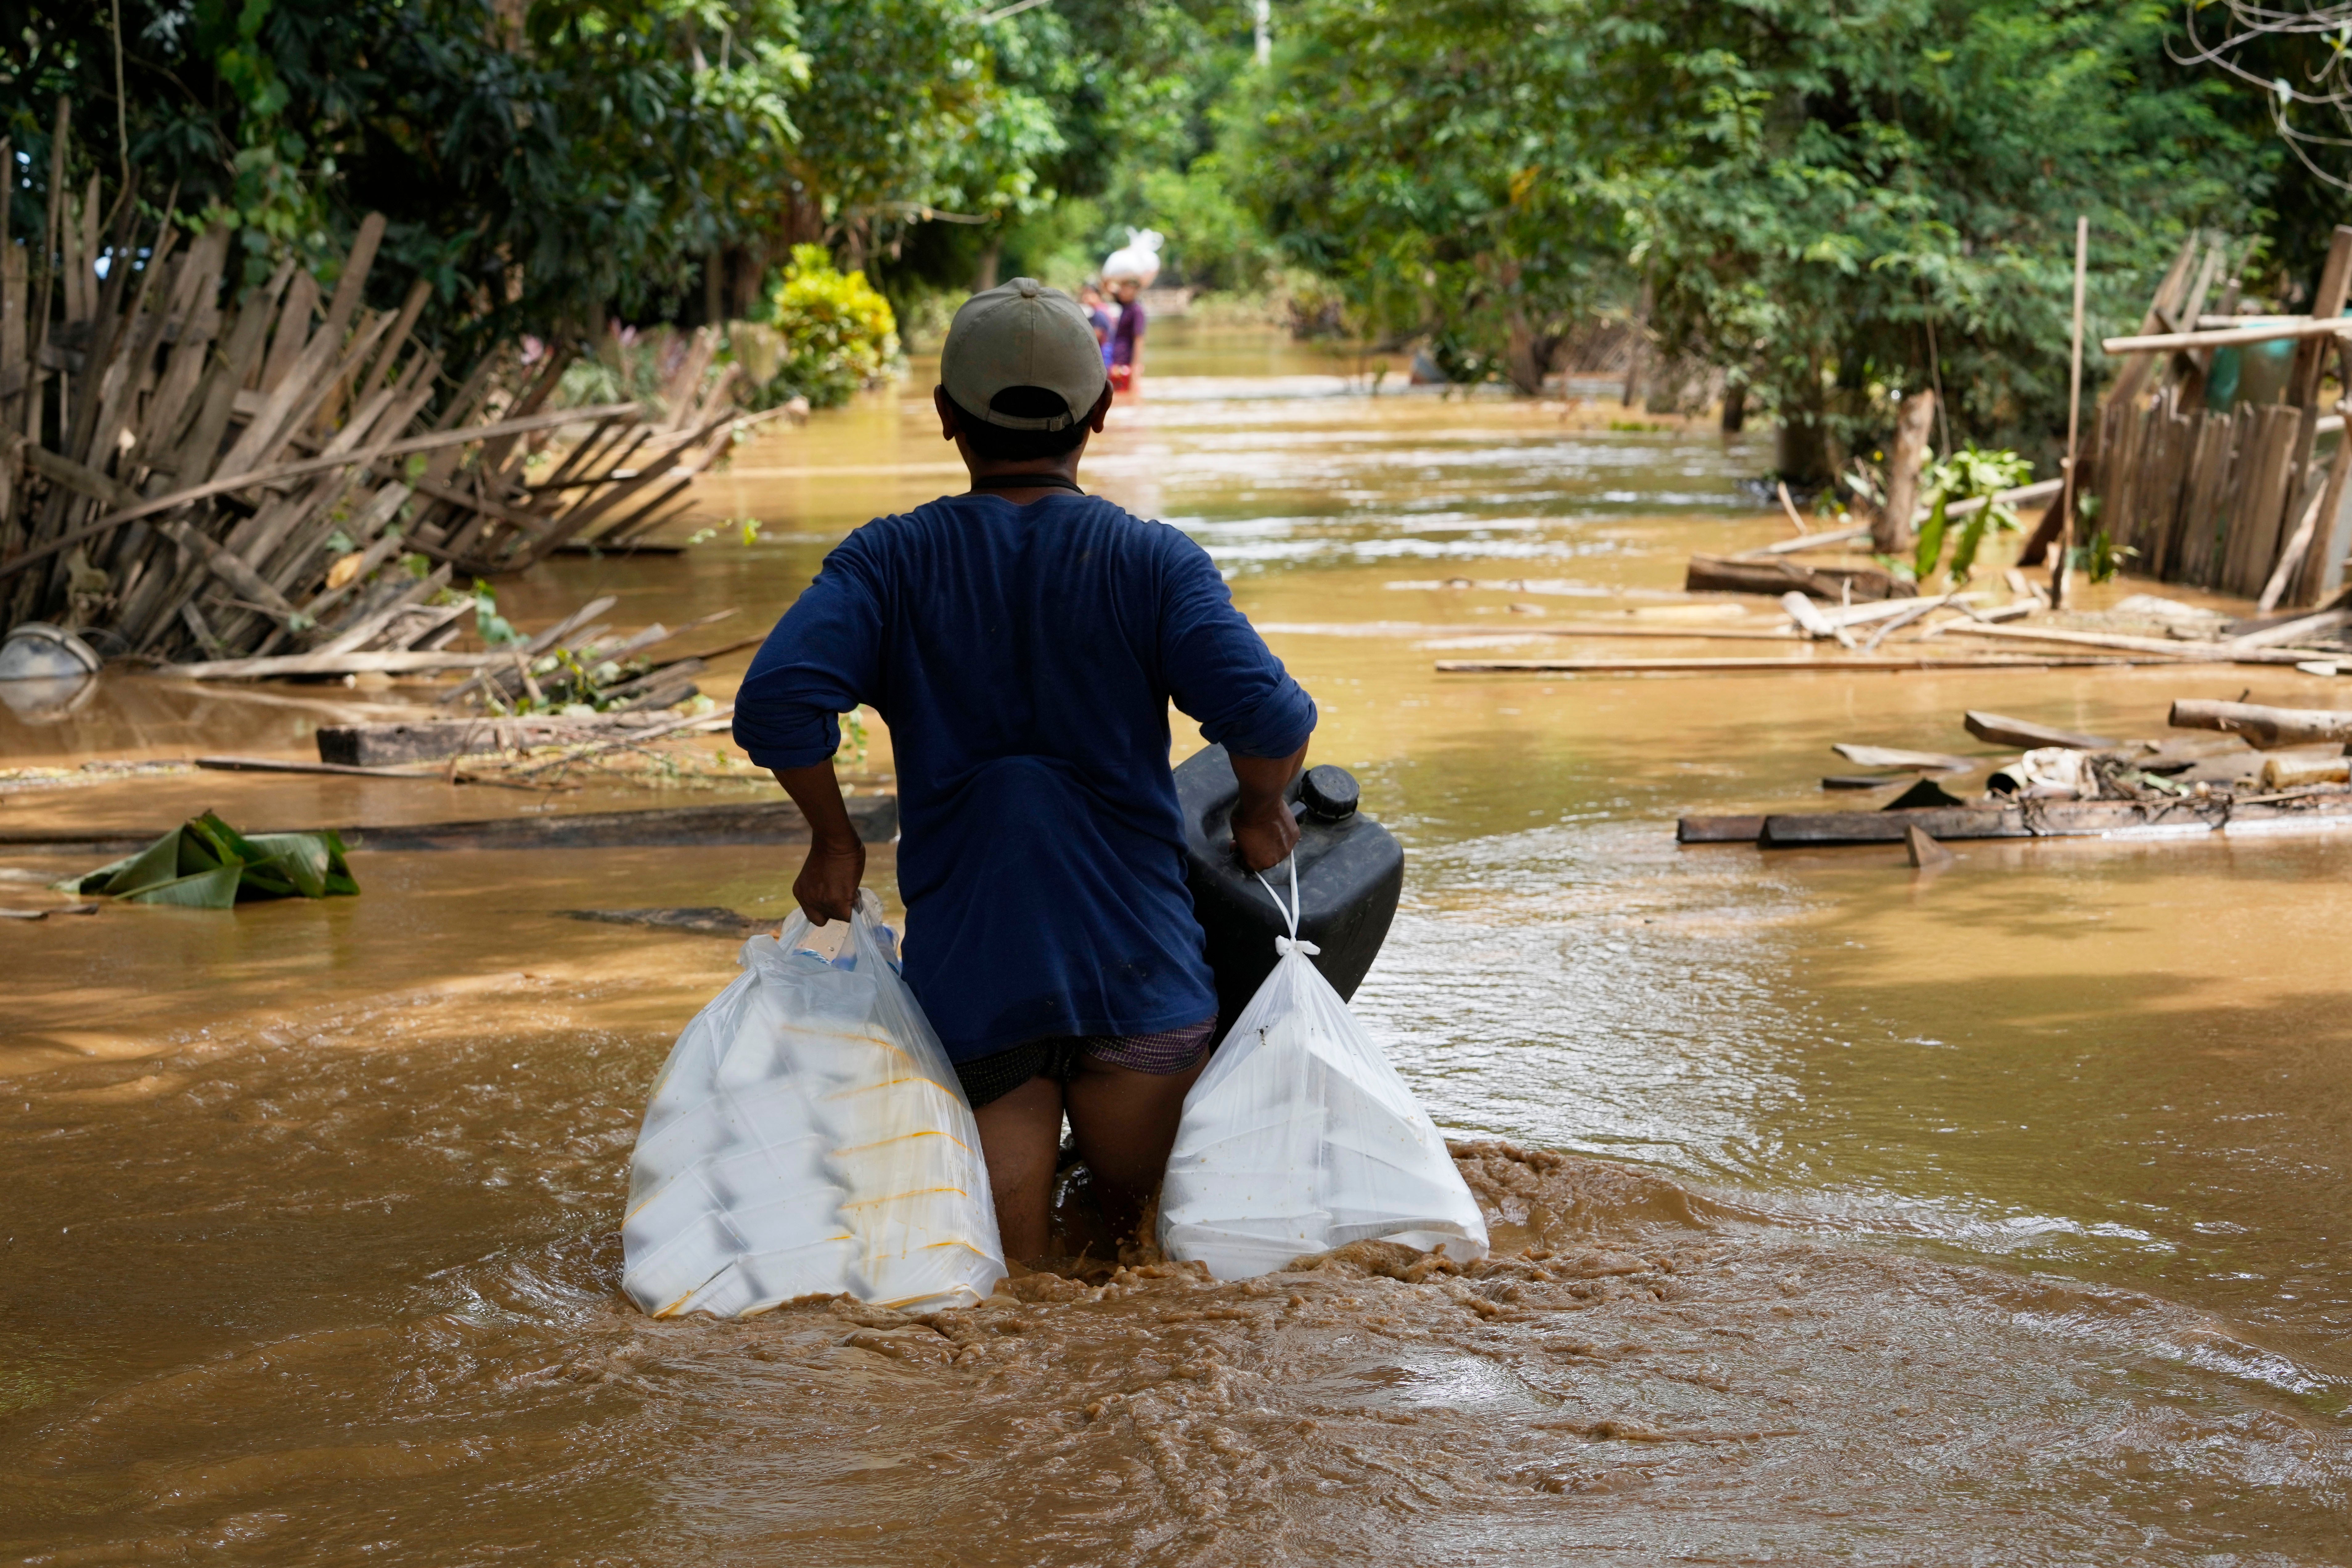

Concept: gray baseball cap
[[940, 278, 1109, 431]]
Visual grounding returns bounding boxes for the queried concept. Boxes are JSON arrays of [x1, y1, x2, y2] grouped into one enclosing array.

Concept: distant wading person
[[733, 278, 1316, 1260], [1107, 273, 1145, 392]]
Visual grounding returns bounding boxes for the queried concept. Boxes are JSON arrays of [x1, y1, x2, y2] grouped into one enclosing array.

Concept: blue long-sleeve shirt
[[732, 493, 1317, 1062]]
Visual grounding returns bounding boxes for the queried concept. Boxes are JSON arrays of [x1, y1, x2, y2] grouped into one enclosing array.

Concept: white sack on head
[[1102, 228, 1164, 285], [1158, 870, 1488, 1280], [622, 890, 1004, 1317]]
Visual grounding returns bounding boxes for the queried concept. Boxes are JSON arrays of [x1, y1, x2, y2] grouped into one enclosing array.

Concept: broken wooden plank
[[161, 649, 505, 679], [1963, 711, 2119, 750], [1685, 553, 1914, 602], [1781, 590, 1855, 647], [1675, 815, 1764, 844], [2168, 698, 2352, 749], [1832, 743, 1975, 772], [1938, 622, 2322, 664], [1753, 792, 2352, 845], [1735, 525, 1872, 559], [1435, 654, 2157, 674], [194, 755, 447, 780]]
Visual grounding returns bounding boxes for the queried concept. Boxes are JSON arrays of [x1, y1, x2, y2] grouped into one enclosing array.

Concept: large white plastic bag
[[622, 890, 1006, 1317], [1158, 874, 1489, 1280]]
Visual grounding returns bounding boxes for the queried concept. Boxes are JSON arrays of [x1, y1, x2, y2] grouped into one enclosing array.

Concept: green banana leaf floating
[[64, 812, 359, 909]]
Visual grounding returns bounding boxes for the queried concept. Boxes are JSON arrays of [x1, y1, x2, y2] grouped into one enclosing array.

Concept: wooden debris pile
[[0, 104, 751, 672], [1678, 698, 2352, 849]]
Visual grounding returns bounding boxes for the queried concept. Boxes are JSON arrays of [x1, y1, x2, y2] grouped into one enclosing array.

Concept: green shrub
[[762, 245, 900, 409]]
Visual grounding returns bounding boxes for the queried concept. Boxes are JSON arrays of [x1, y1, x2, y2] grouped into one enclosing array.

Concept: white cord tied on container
[[1158, 849, 1489, 1279]]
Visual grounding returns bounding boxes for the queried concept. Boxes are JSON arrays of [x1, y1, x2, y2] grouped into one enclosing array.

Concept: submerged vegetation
[[0, 0, 2331, 472]]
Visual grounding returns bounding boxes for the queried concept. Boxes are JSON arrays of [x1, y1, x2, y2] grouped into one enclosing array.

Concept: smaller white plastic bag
[[622, 890, 1005, 1317], [1158, 863, 1489, 1280]]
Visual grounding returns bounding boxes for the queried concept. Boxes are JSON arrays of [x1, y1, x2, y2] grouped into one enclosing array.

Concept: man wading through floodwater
[[733, 279, 1317, 1261]]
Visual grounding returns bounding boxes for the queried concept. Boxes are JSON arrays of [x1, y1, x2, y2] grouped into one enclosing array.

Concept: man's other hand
[[1231, 795, 1301, 873], [794, 836, 866, 924]]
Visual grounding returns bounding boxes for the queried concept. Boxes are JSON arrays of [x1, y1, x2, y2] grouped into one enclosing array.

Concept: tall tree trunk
[[1875, 387, 1938, 553], [1720, 381, 1746, 433], [972, 237, 1002, 294]]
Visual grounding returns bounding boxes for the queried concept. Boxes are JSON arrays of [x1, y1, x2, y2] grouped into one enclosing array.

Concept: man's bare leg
[[971, 1074, 1064, 1262], [1064, 1053, 1210, 1247]]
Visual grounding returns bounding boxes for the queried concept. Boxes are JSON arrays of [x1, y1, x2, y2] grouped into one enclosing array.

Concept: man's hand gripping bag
[[1158, 865, 1488, 1279], [622, 891, 1006, 1316]]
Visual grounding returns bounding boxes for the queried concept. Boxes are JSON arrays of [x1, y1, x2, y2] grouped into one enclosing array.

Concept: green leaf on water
[[64, 814, 360, 907]]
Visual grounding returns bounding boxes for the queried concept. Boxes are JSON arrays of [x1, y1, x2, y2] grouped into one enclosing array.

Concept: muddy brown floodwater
[[6, 323, 2352, 1563]]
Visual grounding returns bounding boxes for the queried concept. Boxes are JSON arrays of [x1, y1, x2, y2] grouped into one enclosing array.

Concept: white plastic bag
[[1101, 227, 1164, 285], [622, 891, 1006, 1317], [1158, 864, 1489, 1279]]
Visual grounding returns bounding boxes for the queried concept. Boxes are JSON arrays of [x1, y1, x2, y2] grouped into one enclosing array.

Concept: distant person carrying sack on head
[[733, 277, 1317, 1263], [1102, 229, 1162, 394]]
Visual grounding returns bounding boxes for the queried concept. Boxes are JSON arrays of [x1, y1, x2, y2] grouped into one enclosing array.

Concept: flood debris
[[1678, 698, 2352, 848], [63, 811, 357, 908]]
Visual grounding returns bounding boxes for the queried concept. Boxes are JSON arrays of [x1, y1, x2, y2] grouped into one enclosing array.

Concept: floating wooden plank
[[1939, 622, 2322, 664], [1962, 711, 2119, 750], [1748, 793, 2352, 846], [1675, 815, 1765, 844], [194, 755, 445, 780], [1685, 553, 1914, 602], [2168, 698, 2352, 749], [1736, 525, 1871, 558], [1832, 743, 1975, 771], [1436, 654, 2156, 674], [161, 649, 505, 679]]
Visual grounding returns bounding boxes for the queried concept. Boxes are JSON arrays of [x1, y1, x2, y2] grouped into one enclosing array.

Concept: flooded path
[[6, 324, 2350, 1562]]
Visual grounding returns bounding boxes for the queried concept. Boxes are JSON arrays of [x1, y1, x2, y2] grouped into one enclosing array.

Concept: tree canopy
[[0, 0, 2327, 470]]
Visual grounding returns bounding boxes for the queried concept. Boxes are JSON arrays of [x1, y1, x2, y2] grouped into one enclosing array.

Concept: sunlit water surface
[[6, 322, 2350, 1562]]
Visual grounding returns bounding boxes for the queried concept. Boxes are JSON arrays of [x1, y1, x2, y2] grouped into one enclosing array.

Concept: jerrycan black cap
[[1299, 764, 1360, 822]]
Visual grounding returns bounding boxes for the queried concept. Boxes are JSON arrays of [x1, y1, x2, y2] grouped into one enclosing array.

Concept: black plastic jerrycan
[[1174, 744, 1404, 1038]]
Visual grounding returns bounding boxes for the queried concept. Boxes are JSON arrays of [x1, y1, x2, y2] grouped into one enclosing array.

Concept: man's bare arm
[[772, 762, 866, 923], [1229, 742, 1308, 873]]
